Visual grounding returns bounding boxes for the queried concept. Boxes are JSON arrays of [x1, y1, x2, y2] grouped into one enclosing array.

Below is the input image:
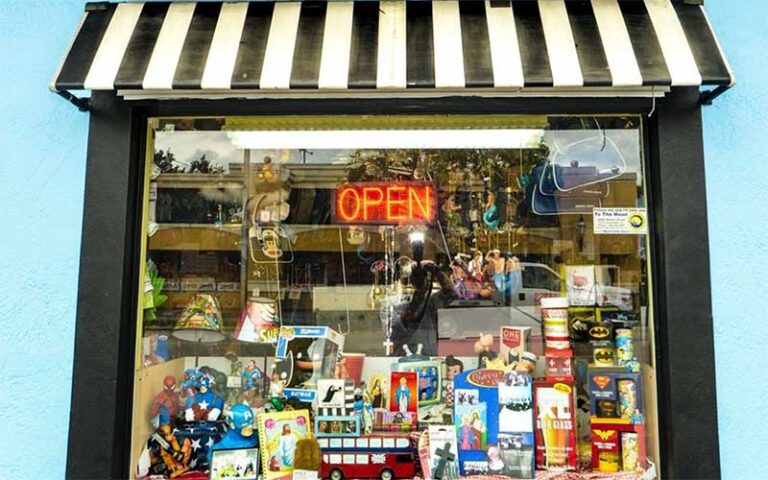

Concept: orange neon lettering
[[362, 187, 384, 220], [409, 185, 432, 220], [386, 186, 407, 220], [338, 187, 361, 221]]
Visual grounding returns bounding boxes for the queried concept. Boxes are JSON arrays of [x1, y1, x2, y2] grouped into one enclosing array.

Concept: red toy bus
[[318, 433, 417, 480]]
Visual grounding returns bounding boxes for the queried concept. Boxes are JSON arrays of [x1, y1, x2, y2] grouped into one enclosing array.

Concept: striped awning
[[51, 0, 733, 99]]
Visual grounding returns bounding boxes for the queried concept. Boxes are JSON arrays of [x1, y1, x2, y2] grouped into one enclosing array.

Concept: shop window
[[132, 115, 657, 478]]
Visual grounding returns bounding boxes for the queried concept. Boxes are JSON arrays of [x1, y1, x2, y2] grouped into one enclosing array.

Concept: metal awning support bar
[[56, 90, 90, 112], [699, 84, 732, 105]]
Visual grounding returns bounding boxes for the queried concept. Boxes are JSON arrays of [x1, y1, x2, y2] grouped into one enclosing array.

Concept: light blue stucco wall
[[0, 1, 764, 479]]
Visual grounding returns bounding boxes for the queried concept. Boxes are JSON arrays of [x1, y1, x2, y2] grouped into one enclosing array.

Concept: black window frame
[[66, 88, 720, 479]]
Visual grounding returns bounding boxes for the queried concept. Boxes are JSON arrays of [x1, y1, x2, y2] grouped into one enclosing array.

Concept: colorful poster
[[389, 371, 418, 414]]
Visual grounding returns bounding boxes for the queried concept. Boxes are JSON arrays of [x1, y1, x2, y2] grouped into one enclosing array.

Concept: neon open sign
[[335, 182, 435, 224]]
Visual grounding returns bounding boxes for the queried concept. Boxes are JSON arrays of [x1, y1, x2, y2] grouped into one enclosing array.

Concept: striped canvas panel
[[51, 0, 733, 93]]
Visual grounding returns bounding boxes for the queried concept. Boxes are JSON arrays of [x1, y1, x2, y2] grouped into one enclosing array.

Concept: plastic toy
[[474, 333, 498, 366], [150, 375, 180, 428], [151, 425, 192, 478], [185, 374, 224, 422], [210, 404, 258, 455], [269, 371, 286, 411]]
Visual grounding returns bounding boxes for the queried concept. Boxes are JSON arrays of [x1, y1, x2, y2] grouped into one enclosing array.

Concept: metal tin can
[[615, 328, 634, 366], [617, 379, 636, 419], [542, 297, 570, 350], [621, 432, 639, 471]]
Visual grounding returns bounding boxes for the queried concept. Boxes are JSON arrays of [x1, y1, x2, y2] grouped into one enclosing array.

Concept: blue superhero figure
[[209, 404, 258, 461], [185, 374, 224, 423]]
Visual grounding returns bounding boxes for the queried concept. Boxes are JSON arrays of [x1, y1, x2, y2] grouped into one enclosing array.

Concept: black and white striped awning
[[51, 0, 733, 101]]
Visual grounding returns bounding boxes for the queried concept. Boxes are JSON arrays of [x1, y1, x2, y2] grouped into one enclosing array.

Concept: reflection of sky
[[154, 129, 643, 184]]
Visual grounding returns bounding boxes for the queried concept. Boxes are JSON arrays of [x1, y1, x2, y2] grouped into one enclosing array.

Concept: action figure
[[269, 371, 286, 412], [210, 404, 258, 457], [150, 375, 180, 428], [242, 359, 264, 392], [185, 374, 224, 422], [151, 425, 192, 479]]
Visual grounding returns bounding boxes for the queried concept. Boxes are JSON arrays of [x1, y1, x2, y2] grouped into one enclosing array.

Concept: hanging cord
[[594, 116, 606, 151], [648, 86, 657, 118], [337, 227, 351, 335]]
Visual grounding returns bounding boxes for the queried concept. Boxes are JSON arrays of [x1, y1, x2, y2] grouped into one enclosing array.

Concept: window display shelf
[[148, 225, 242, 251]]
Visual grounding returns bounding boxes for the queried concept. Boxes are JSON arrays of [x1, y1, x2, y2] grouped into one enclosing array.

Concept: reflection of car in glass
[[437, 263, 634, 340]]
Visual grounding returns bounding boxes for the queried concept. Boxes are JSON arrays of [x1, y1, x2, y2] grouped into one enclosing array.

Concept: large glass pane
[[132, 115, 658, 479]]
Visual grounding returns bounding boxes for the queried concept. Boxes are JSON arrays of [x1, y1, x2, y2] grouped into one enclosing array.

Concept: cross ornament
[[433, 441, 456, 480]]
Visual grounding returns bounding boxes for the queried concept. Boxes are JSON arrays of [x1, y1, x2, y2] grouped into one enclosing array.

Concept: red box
[[545, 349, 574, 382], [533, 381, 577, 471], [590, 423, 646, 472]]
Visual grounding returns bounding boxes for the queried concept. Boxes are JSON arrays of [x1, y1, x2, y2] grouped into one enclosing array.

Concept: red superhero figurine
[[150, 375, 180, 428]]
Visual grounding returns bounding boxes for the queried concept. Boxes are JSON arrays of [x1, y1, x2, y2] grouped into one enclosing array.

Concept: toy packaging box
[[274, 326, 343, 402], [497, 371, 535, 479], [452, 368, 505, 476], [498, 433, 535, 478], [545, 349, 574, 382], [533, 381, 577, 471], [565, 266, 597, 306], [590, 423, 646, 472], [499, 326, 531, 365], [588, 368, 644, 424], [428, 425, 460, 480], [257, 409, 312, 480], [392, 357, 442, 406]]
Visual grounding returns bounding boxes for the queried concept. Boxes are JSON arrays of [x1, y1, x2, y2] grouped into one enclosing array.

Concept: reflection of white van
[[517, 263, 634, 312], [437, 263, 634, 340]]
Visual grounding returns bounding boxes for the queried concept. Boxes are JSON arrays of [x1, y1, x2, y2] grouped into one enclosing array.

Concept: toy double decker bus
[[318, 432, 416, 480]]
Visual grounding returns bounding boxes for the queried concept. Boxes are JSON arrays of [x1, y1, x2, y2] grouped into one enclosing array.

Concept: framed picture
[[389, 371, 418, 414], [209, 448, 259, 480], [315, 415, 361, 437], [393, 359, 443, 406]]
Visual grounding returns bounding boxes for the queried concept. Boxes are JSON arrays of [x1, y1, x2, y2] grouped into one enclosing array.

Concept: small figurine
[[150, 375, 180, 428], [361, 390, 375, 435], [210, 404, 257, 455], [474, 332, 498, 366], [226, 351, 243, 377], [185, 374, 224, 422], [242, 359, 265, 392], [443, 356, 464, 405], [269, 371, 286, 412], [151, 425, 192, 479], [514, 351, 538, 374]]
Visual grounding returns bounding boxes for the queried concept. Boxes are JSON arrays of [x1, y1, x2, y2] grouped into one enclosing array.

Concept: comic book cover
[[257, 409, 312, 480]]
